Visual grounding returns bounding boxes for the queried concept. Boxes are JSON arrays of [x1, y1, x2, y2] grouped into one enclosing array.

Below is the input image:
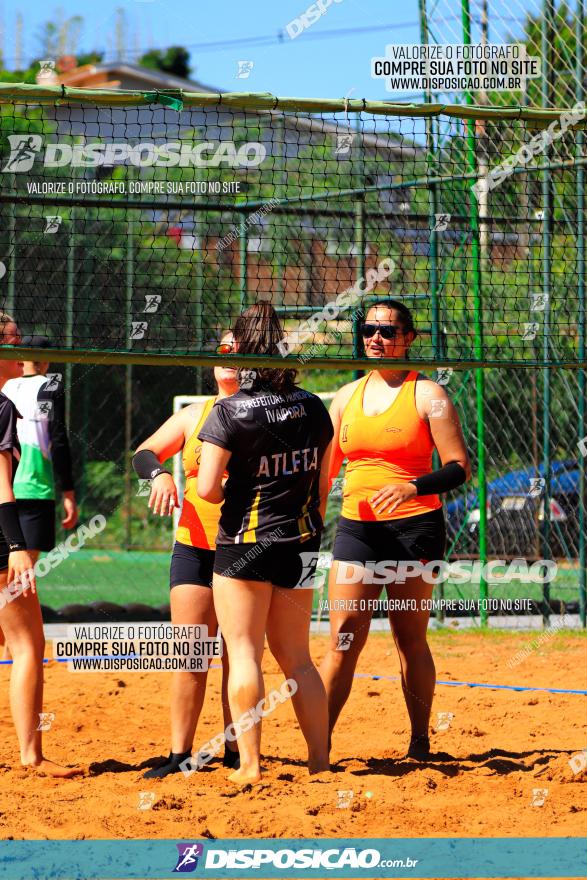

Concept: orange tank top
[[175, 398, 222, 550], [339, 371, 441, 522]]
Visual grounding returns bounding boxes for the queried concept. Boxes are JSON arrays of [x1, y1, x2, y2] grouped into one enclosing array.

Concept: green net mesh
[[0, 88, 585, 622], [0, 88, 585, 369]]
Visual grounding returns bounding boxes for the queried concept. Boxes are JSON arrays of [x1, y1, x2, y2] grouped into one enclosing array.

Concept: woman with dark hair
[[319, 299, 471, 759], [132, 331, 240, 777], [0, 313, 81, 777], [197, 303, 333, 785]]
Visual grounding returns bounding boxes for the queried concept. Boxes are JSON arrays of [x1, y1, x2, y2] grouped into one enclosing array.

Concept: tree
[[138, 46, 191, 80], [73, 51, 104, 67], [36, 13, 83, 61], [516, 0, 577, 109]]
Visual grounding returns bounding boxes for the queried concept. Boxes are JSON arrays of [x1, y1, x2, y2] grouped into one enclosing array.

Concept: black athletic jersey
[[0, 393, 21, 484], [198, 385, 333, 544], [41, 378, 75, 492]]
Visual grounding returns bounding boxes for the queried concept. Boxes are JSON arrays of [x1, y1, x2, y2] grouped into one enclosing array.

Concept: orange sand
[[0, 630, 585, 842]]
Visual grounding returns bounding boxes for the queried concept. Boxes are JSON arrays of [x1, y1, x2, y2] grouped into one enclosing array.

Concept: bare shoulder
[[331, 376, 365, 414], [183, 400, 210, 416], [415, 375, 448, 399], [414, 375, 450, 419], [180, 400, 209, 433]]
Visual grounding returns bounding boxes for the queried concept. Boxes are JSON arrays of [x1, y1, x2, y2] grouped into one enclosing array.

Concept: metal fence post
[[576, 0, 587, 627], [353, 113, 366, 381], [462, 0, 489, 625], [124, 206, 134, 550], [541, 0, 555, 626]]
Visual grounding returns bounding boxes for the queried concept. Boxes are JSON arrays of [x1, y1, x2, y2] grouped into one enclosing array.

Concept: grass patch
[[37, 550, 584, 613]]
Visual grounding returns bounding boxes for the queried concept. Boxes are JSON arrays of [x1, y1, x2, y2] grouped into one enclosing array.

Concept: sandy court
[[0, 630, 585, 844]]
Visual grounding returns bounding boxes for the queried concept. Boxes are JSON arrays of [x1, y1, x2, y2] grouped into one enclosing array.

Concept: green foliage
[[138, 46, 191, 80], [520, 0, 577, 108], [0, 68, 582, 561], [0, 67, 38, 84], [83, 461, 124, 519], [76, 51, 104, 67]]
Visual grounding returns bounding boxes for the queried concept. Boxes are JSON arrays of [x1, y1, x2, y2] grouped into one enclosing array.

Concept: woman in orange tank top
[[319, 301, 471, 760], [132, 332, 240, 778]]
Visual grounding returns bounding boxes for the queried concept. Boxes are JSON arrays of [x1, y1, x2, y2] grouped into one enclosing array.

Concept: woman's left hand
[[370, 482, 417, 515]]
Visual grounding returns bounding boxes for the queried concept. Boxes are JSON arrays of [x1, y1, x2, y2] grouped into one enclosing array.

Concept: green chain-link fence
[[0, 85, 585, 625]]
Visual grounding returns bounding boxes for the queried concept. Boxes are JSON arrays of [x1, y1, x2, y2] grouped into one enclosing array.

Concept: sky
[[0, 0, 548, 99]]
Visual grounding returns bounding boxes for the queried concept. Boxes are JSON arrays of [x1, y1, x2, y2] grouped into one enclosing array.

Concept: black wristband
[[0, 501, 27, 551], [132, 449, 171, 481], [411, 461, 467, 496]]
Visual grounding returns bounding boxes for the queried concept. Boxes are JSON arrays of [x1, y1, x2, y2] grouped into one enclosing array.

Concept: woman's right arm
[[133, 409, 190, 517]]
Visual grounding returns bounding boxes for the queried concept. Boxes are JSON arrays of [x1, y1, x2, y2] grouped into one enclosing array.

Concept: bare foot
[[228, 766, 262, 786], [309, 757, 330, 776], [308, 768, 335, 782], [24, 759, 84, 778]]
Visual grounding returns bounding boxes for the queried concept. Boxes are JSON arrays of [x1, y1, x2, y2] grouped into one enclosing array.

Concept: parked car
[[445, 461, 579, 558]]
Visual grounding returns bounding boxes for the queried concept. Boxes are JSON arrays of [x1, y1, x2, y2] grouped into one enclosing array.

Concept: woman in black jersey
[[197, 303, 333, 785], [0, 314, 81, 777], [132, 331, 239, 778]]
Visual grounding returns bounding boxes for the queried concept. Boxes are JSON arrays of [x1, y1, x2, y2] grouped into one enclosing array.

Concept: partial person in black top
[[2, 334, 78, 567], [199, 387, 332, 545], [0, 314, 81, 778], [198, 303, 333, 786], [27, 336, 77, 520]]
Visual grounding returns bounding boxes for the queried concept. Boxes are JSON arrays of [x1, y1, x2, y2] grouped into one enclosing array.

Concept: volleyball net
[[0, 86, 586, 369], [0, 86, 586, 625]]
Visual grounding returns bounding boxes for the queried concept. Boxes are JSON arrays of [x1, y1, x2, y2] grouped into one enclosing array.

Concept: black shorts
[[170, 541, 215, 589], [17, 499, 56, 553], [332, 509, 446, 567], [214, 534, 322, 589], [0, 500, 57, 572]]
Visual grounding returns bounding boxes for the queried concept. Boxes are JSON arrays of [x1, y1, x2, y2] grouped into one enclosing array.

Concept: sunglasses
[[216, 341, 235, 354], [361, 323, 403, 340]]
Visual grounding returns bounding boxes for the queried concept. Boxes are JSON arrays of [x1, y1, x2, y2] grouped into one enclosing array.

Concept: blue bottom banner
[[0, 838, 585, 879]]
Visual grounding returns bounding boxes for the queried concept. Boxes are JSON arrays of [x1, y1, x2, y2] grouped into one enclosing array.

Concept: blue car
[[445, 461, 579, 559]]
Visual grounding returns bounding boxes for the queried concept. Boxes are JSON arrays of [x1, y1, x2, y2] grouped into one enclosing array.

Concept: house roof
[[58, 60, 219, 94], [273, 111, 421, 158], [54, 61, 421, 160]]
